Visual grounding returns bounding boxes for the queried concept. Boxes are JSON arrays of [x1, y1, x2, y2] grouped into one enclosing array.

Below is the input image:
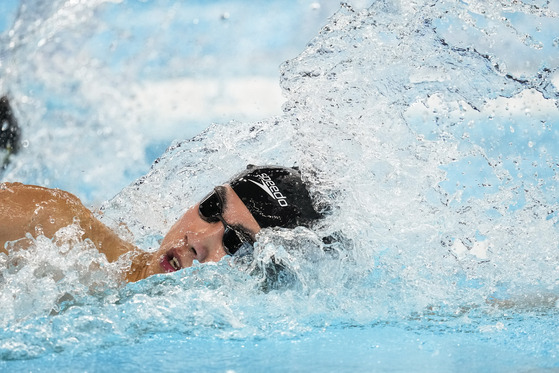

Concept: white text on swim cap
[[247, 173, 288, 207]]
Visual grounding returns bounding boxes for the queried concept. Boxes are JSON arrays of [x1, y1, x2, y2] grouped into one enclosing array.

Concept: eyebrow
[[214, 186, 256, 238], [214, 185, 230, 209]]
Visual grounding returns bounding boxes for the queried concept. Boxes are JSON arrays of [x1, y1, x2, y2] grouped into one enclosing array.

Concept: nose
[[188, 220, 227, 263]]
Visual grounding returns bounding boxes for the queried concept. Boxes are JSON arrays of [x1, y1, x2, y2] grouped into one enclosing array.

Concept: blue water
[[5, 318, 558, 372], [2, 0, 559, 372], [0, 0, 346, 204], [0, 2, 18, 34]]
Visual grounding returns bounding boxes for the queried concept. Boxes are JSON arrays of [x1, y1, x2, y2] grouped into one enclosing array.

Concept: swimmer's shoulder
[[0, 183, 89, 249], [0, 182, 135, 263], [1, 182, 82, 201]]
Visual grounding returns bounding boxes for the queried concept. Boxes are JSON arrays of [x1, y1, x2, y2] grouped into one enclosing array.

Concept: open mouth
[[159, 249, 182, 273]]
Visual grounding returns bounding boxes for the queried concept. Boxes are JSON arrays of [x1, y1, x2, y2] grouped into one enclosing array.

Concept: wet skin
[[128, 185, 261, 281], [0, 182, 261, 282], [0, 182, 135, 262]]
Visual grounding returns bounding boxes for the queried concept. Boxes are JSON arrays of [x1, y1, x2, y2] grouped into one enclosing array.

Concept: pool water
[[1, 0, 559, 372]]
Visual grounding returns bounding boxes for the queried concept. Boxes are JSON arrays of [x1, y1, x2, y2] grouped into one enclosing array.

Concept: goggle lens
[[198, 189, 254, 256], [198, 191, 222, 223]]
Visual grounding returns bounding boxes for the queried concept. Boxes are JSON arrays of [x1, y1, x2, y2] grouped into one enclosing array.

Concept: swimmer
[[0, 165, 321, 282]]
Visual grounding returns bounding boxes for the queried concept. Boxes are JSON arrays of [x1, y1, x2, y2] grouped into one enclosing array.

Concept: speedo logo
[[248, 173, 288, 207]]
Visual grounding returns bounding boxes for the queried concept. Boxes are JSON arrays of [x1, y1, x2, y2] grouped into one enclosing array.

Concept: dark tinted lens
[[198, 191, 222, 223], [222, 227, 253, 256]]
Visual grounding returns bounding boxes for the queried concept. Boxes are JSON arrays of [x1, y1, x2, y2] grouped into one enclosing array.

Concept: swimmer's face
[[142, 184, 261, 277]]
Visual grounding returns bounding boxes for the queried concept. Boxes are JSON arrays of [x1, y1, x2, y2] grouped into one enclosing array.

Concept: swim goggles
[[198, 187, 255, 256]]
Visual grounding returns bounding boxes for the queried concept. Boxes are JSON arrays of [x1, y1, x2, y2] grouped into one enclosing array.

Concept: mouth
[[159, 249, 182, 273]]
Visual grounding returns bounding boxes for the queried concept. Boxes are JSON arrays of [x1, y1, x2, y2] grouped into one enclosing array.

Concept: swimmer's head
[[139, 164, 321, 281], [229, 165, 321, 229]]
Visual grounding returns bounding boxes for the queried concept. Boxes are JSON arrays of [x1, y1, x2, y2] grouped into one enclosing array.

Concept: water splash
[[105, 0, 559, 314], [1, 0, 559, 366], [0, 0, 347, 204]]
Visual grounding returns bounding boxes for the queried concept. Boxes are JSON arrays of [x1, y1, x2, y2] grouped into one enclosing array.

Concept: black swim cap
[[229, 165, 320, 229]]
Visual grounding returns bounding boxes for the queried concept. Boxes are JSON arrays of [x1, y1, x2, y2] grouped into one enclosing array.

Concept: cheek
[[207, 246, 227, 263]]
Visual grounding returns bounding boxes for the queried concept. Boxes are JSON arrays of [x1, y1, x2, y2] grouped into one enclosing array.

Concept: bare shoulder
[[0, 183, 89, 249], [0, 183, 134, 262], [0, 182, 81, 202], [1, 182, 86, 228]]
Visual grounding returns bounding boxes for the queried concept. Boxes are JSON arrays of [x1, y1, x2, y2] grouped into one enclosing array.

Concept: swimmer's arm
[[0, 182, 134, 262]]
